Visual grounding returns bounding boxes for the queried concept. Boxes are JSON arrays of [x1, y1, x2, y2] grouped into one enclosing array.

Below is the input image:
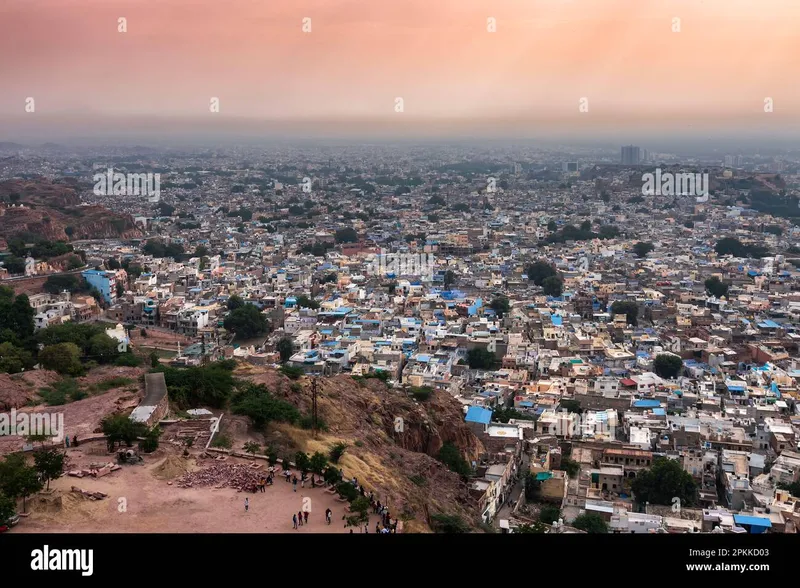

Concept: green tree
[[525, 472, 541, 501], [107, 257, 121, 270], [443, 270, 456, 289], [430, 513, 469, 533], [100, 413, 149, 451], [335, 227, 358, 243], [0, 453, 43, 512], [243, 442, 261, 457], [227, 295, 244, 310], [572, 513, 608, 533], [610, 301, 638, 326], [631, 457, 698, 507], [437, 442, 472, 477], [654, 354, 683, 379], [0, 342, 34, 374], [489, 296, 510, 318], [466, 348, 496, 370], [632, 242, 655, 258], [309, 451, 328, 475], [33, 448, 66, 491], [345, 496, 371, 529], [704, 276, 728, 298], [295, 294, 320, 310], [39, 343, 83, 376], [542, 276, 564, 297], [0, 492, 16, 524], [525, 261, 558, 286], [295, 451, 311, 476], [231, 383, 300, 429], [88, 333, 120, 364], [539, 504, 561, 525], [224, 304, 269, 339], [547, 220, 557, 232], [329, 442, 348, 463], [276, 337, 294, 363]]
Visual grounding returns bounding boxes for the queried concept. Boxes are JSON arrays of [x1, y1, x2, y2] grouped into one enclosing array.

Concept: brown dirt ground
[[13, 448, 377, 533]]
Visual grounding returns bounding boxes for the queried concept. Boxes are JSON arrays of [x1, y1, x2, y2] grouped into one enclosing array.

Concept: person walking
[[325, 508, 332, 525], [297, 510, 304, 526], [292, 513, 298, 529], [292, 476, 298, 492], [303, 510, 309, 524], [244, 497, 249, 512]]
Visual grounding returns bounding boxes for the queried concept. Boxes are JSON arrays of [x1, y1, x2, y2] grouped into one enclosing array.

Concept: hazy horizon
[[2, 0, 799, 145]]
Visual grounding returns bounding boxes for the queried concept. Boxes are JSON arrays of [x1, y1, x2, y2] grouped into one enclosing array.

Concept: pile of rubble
[[70, 487, 108, 500], [176, 462, 263, 492], [67, 462, 121, 479]]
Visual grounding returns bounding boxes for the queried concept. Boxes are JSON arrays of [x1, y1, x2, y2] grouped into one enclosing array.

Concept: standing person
[[303, 510, 309, 524], [244, 497, 249, 512], [292, 513, 298, 529], [65, 436, 70, 448], [325, 508, 332, 525], [298, 510, 304, 526], [301, 475, 305, 489], [292, 476, 298, 492], [375, 521, 381, 534]]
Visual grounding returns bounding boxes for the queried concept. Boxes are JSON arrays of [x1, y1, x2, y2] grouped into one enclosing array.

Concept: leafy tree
[[542, 276, 564, 297], [230, 383, 300, 429], [0, 453, 43, 512], [610, 301, 638, 326], [704, 276, 728, 298], [430, 513, 469, 533], [295, 294, 320, 310], [580, 220, 592, 231], [410, 386, 433, 401], [39, 343, 83, 376], [0, 492, 16, 523], [633, 242, 655, 258], [335, 227, 358, 243], [489, 296, 510, 318], [139, 426, 161, 453], [329, 442, 348, 463], [295, 452, 311, 476], [539, 504, 561, 525], [309, 451, 328, 475], [345, 496, 371, 529], [33, 448, 66, 490], [2, 256, 26, 275], [515, 521, 548, 533], [276, 337, 294, 363], [466, 348, 496, 370], [632, 457, 698, 507], [547, 220, 557, 232], [324, 465, 342, 485], [267, 446, 279, 466], [227, 295, 244, 310], [100, 413, 148, 451], [437, 442, 472, 477], [572, 513, 608, 533], [224, 304, 268, 339], [560, 457, 580, 478], [107, 257, 121, 270], [336, 481, 359, 502], [443, 270, 456, 289], [526, 261, 558, 286], [88, 333, 120, 364], [654, 354, 683, 379], [525, 472, 541, 501], [244, 442, 261, 457], [0, 342, 34, 374]]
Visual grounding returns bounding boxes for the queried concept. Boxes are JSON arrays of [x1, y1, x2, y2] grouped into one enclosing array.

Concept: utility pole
[[311, 376, 319, 439]]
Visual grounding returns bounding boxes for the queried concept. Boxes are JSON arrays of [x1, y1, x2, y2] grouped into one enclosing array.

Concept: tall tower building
[[621, 145, 641, 165]]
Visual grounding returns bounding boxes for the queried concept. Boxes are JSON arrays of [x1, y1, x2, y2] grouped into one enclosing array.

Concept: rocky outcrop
[[0, 179, 142, 241]]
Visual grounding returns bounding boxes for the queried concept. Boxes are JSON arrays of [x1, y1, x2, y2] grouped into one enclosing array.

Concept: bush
[[572, 513, 608, 534], [336, 481, 359, 502], [114, 353, 142, 367], [329, 442, 348, 463], [539, 504, 561, 525], [279, 365, 304, 380], [409, 386, 432, 401], [437, 442, 472, 477], [211, 433, 233, 449], [430, 513, 469, 534]]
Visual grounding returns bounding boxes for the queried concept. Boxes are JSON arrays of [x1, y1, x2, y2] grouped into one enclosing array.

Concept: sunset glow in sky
[[1, 0, 799, 138]]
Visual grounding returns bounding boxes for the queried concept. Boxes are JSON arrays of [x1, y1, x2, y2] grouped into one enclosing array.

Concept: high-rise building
[[621, 145, 641, 165]]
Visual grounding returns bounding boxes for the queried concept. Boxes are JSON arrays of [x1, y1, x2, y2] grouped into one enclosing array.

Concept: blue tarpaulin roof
[[733, 515, 771, 528], [633, 399, 661, 408], [465, 406, 492, 425]]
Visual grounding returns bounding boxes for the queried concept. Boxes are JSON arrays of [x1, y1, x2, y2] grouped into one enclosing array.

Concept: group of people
[[256, 473, 274, 492]]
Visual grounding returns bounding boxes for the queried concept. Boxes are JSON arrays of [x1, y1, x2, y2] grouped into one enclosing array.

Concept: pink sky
[[1, 0, 799, 134]]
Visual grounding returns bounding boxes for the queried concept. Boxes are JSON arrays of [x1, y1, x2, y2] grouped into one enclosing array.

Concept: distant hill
[[0, 178, 142, 242]]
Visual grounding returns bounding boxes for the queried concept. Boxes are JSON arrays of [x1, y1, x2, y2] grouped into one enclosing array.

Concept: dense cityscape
[[1, 141, 799, 539]]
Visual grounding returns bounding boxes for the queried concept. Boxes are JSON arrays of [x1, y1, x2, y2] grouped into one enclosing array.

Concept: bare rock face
[[242, 367, 485, 530], [0, 179, 142, 241]]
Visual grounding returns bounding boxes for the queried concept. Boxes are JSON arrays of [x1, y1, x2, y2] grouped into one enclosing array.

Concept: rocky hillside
[[0, 179, 141, 241], [236, 365, 485, 532]]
